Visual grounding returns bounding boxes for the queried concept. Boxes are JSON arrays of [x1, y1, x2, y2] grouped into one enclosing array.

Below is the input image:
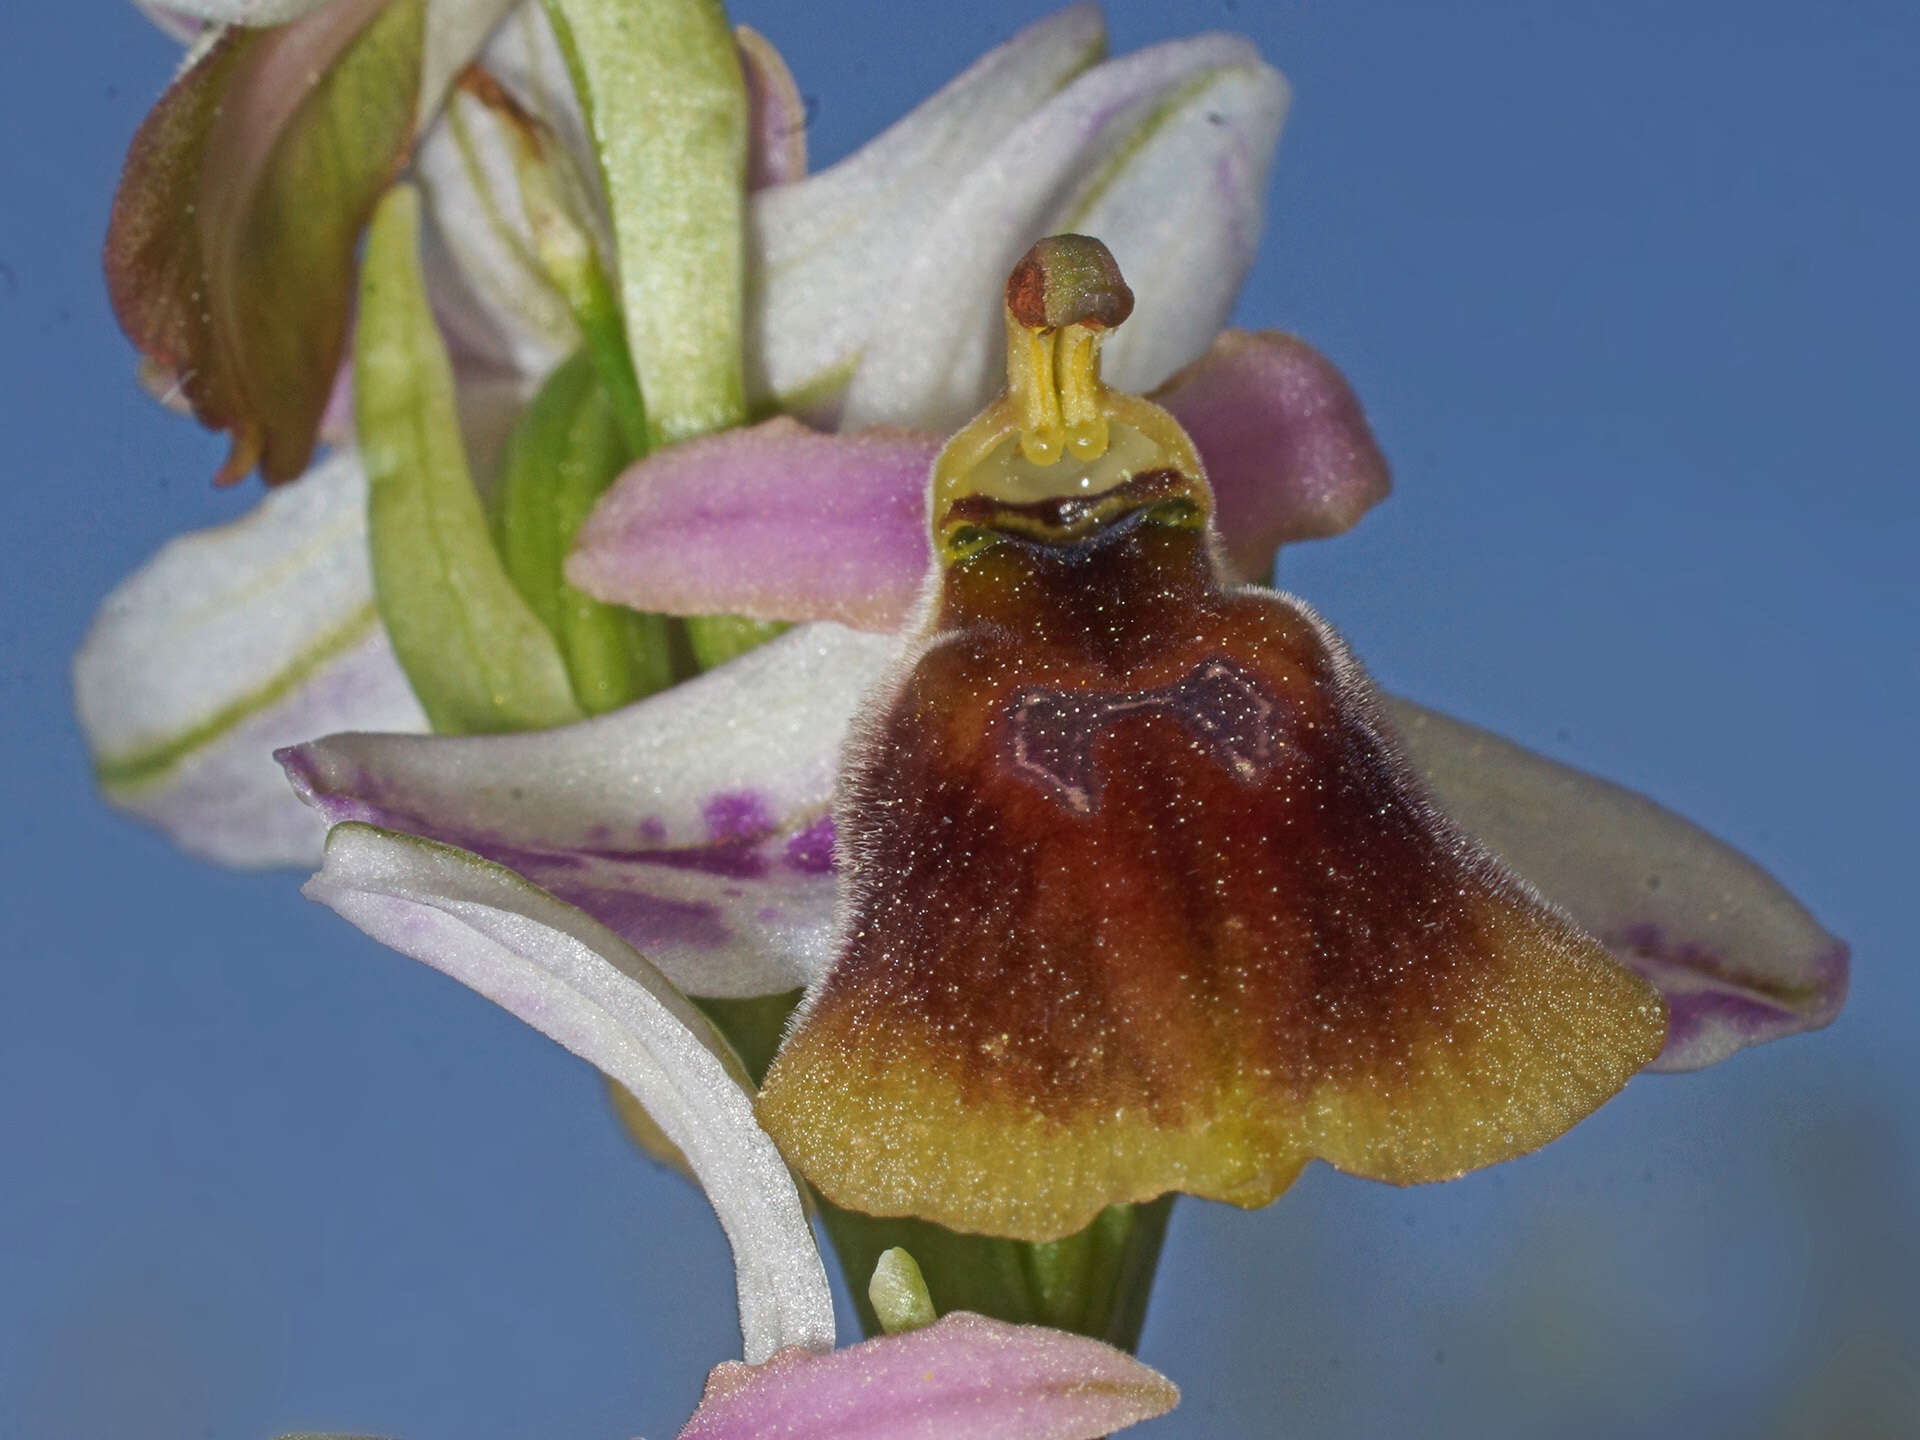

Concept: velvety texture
[[759, 502, 1666, 1241]]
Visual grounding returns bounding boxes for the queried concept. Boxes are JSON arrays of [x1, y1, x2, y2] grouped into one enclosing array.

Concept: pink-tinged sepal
[[1384, 699, 1848, 1071], [568, 328, 1389, 628], [566, 419, 938, 632], [676, 1312, 1177, 1440], [1156, 328, 1391, 579], [280, 624, 897, 997]]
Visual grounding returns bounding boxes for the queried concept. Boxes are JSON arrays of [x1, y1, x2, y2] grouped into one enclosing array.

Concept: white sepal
[[303, 822, 837, 1362]]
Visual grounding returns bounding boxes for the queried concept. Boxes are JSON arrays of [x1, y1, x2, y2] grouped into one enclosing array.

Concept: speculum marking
[[1007, 656, 1282, 813]]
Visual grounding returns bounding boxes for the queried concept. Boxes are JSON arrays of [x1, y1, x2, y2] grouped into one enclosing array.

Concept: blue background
[[3, 2, 1916, 1436]]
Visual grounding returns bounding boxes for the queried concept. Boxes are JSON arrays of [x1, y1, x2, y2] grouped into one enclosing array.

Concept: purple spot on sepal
[[638, 816, 668, 843], [703, 791, 775, 842], [1604, 921, 1849, 1071], [607, 845, 770, 879], [1608, 921, 1846, 1006], [1664, 988, 1796, 1037], [549, 884, 730, 950], [1611, 921, 1731, 974], [784, 815, 837, 875]]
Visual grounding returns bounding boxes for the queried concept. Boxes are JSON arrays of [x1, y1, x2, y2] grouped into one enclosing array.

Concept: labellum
[[756, 236, 1669, 1244]]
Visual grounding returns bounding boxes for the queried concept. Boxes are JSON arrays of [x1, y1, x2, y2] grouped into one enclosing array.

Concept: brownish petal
[[757, 519, 1666, 1242], [105, 32, 250, 474], [105, 0, 425, 484]]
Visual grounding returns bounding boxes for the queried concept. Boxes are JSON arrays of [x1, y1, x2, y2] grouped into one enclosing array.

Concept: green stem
[[817, 1196, 1174, 1351]]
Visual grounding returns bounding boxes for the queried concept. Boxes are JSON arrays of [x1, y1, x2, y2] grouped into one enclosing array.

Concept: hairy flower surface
[[282, 228, 1843, 1251], [751, 237, 1667, 1240], [80, 0, 1847, 1399]]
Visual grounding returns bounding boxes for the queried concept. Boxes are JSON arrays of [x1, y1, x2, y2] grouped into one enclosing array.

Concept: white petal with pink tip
[[281, 623, 899, 996], [1386, 698, 1847, 1070]]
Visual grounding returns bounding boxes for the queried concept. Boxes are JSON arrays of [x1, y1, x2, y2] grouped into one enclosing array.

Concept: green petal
[[356, 184, 583, 735]]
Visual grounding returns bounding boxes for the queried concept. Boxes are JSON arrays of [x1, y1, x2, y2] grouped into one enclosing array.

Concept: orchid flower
[[79, 0, 1847, 1426], [280, 228, 1845, 1241]]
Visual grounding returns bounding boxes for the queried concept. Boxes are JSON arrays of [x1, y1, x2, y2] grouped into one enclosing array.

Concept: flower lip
[[757, 512, 1671, 1240], [754, 244, 1669, 1243]]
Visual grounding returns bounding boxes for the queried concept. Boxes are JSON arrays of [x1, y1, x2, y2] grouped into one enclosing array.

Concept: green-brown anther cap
[[1004, 234, 1136, 332]]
